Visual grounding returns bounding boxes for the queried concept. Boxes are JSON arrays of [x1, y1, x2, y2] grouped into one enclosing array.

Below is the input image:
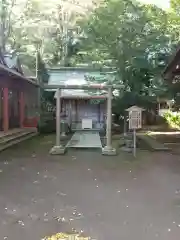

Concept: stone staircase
[[0, 128, 38, 152], [119, 132, 171, 152], [137, 134, 170, 151]]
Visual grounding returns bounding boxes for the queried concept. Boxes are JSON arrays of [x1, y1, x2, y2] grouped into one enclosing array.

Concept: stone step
[[0, 129, 24, 141], [0, 132, 38, 152], [0, 130, 34, 144], [137, 134, 170, 151]]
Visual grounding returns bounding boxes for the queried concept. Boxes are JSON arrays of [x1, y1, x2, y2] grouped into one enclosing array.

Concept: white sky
[[15, 0, 170, 11], [139, 0, 170, 9]]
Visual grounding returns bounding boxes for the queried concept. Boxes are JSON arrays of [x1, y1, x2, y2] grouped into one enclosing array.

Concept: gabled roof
[[125, 105, 145, 111], [54, 89, 107, 99], [47, 67, 116, 99], [163, 46, 180, 80], [0, 50, 38, 86], [0, 62, 38, 86], [4, 54, 23, 74]]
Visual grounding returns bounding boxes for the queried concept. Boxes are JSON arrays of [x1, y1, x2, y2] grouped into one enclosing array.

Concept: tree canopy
[[0, 0, 180, 112]]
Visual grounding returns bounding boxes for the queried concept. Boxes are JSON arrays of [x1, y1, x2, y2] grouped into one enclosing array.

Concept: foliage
[[112, 91, 157, 117], [37, 52, 49, 83], [0, 0, 16, 52], [1, 0, 180, 112], [43, 232, 90, 240], [2, 0, 96, 69], [77, 0, 180, 114], [37, 113, 56, 133], [81, 0, 171, 95], [163, 110, 180, 129]]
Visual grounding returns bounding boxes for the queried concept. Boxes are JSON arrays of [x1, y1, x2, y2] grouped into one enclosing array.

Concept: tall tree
[[0, 0, 16, 52], [37, 52, 49, 84], [81, 0, 170, 92]]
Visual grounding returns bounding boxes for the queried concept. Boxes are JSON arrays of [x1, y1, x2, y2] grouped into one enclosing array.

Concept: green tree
[[82, 0, 170, 90], [78, 0, 176, 117], [0, 0, 16, 52], [37, 52, 49, 84]]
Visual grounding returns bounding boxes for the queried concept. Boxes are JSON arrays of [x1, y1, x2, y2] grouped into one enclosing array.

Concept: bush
[[163, 111, 180, 129], [37, 112, 56, 133], [156, 115, 168, 125], [37, 118, 56, 133]]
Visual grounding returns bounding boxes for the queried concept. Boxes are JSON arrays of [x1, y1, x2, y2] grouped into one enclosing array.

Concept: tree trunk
[[0, 0, 6, 53]]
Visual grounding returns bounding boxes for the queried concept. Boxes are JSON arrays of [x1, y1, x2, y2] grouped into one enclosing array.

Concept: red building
[[0, 54, 39, 133]]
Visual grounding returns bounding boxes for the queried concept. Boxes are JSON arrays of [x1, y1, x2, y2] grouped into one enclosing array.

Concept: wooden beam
[[43, 84, 123, 90], [61, 95, 107, 99]]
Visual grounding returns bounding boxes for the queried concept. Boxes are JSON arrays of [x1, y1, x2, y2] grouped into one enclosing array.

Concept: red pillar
[[3, 87, 9, 132], [19, 91, 24, 128]]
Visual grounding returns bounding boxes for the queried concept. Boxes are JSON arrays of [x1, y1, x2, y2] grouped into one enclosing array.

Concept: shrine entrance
[[44, 82, 122, 156]]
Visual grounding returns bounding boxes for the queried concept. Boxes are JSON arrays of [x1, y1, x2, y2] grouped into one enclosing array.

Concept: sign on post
[[126, 106, 144, 157], [129, 110, 142, 130]]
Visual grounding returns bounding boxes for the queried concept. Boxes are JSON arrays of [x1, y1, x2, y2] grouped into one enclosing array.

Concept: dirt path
[[0, 135, 180, 240]]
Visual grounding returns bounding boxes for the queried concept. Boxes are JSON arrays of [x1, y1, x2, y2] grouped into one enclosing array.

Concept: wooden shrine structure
[[0, 51, 39, 132]]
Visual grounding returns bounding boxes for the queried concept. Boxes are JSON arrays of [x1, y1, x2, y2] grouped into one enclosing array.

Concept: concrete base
[[102, 146, 117, 156], [49, 145, 66, 155]]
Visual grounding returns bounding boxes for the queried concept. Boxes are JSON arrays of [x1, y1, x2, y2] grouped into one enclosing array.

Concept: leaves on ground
[[43, 232, 90, 240]]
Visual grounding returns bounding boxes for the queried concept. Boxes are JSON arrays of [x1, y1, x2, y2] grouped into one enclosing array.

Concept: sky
[[139, 0, 170, 9], [15, 0, 170, 11]]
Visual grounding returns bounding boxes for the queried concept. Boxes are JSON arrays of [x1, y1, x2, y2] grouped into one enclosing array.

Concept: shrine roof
[[163, 46, 180, 80], [0, 50, 38, 86], [46, 67, 116, 98], [0, 62, 38, 86]]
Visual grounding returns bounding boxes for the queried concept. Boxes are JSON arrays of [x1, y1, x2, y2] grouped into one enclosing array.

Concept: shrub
[[163, 111, 180, 129]]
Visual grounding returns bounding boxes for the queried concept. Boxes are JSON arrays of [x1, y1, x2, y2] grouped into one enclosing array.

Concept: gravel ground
[[0, 134, 180, 240]]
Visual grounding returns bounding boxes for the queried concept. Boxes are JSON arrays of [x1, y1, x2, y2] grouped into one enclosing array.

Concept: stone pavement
[[0, 135, 180, 240], [66, 131, 102, 148]]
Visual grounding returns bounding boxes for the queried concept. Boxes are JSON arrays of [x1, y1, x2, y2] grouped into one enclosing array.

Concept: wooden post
[[106, 87, 112, 149], [98, 103, 101, 124], [124, 115, 127, 137], [19, 91, 24, 128], [102, 87, 116, 155], [75, 100, 78, 124], [49, 88, 65, 155], [3, 87, 9, 132], [56, 88, 61, 146], [133, 129, 136, 157]]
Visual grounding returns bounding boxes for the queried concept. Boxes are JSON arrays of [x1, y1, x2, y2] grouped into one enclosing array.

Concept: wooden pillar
[[3, 87, 9, 132], [56, 88, 61, 146], [102, 87, 116, 155], [61, 98, 63, 114], [75, 100, 78, 123], [49, 88, 65, 155], [106, 87, 112, 149], [69, 100, 72, 125], [98, 103, 101, 123], [19, 91, 24, 128]]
